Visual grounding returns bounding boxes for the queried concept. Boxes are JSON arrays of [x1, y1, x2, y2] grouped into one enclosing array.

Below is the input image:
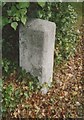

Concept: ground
[[2, 25, 83, 119]]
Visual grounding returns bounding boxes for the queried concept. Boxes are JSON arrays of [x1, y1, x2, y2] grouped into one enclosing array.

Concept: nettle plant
[[2, 2, 78, 65]]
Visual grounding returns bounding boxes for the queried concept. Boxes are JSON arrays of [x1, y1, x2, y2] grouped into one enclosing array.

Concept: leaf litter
[[2, 26, 83, 119]]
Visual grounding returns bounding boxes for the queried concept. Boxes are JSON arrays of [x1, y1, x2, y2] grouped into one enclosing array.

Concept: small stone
[[64, 91, 68, 96], [75, 86, 78, 91], [76, 101, 81, 106]]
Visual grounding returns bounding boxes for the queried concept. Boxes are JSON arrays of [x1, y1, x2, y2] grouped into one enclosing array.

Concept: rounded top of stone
[[27, 18, 56, 32]]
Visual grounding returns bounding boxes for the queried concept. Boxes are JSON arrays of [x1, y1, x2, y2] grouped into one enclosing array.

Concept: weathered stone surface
[[19, 19, 56, 94]]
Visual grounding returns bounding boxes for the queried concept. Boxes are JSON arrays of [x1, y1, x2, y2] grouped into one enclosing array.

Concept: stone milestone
[[19, 19, 56, 94]]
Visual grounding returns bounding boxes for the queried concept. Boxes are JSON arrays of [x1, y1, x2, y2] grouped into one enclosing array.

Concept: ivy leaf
[[24, 92, 29, 98], [38, 2, 45, 8], [11, 22, 18, 30], [2, 17, 9, 27], [7, 10, 12, 16], [2, 2, 6, 7], [11, 6, 17, 14], [20, 8, 27, 15], [21, 16, 27, 25], [18, 2, 30, 9]]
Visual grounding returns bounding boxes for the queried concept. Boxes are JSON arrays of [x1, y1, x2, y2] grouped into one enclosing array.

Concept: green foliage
[[2, 2, 30, 29], [2, 2, 45, 29], [16, 67, 40, 91], [37, 2, 78, 64], [17, 2, 30, 9], [37, 2, 45, 8], [2, 84, 15, 113], [2, 58, 44, 115], [2, 59, 10, 75], [2, 60, 41, 114], [21, 16, 27, 25], [2, 58, 17, 78], [11, 22, 18, 30], [2, 2, 78, 65]]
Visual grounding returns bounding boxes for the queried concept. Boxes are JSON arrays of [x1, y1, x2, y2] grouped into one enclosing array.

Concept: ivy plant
[[2, 2, 78, 65], [2, 2, 46, 30], [37, 2, 78, 64]]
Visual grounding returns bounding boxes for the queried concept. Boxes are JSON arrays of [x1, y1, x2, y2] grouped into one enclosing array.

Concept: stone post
[[19, 19, 56, 94]]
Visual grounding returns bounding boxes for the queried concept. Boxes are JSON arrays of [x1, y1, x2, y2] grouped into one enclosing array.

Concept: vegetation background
[[1, 2, 83, 119]]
